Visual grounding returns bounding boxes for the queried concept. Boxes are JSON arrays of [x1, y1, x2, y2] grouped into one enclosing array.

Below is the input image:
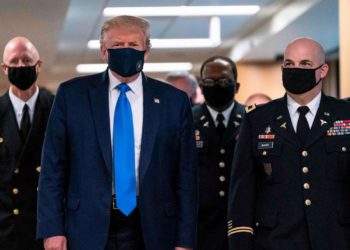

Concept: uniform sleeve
[[227, 113, 256, 250], [37, 84, 68, 239]]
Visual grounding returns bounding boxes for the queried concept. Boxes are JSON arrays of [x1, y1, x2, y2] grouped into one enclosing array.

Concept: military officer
[[228, 37, 350, 250], [0, 37, 54, 249], [194, 56, 244, 250]]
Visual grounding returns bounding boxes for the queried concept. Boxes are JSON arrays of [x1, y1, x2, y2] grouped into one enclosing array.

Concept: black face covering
[[202, 84, 235, 111], [282, 64, 323, 94], [7, 64, 38, 90], [108, 48, 145, 77]]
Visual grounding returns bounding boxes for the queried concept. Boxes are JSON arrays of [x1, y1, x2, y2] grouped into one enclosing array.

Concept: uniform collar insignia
[[320, 119, 327, 126], [236, 113, 242, 119], [276, 115, 283, 120], [280, 122, 287, 129], [265, 126, 271, 134], [324, 112, 330, 116], [200, 115, 206, 121], [203, 121, 209, 127]]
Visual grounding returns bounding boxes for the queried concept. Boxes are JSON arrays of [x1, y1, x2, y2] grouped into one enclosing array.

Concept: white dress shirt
[[287, 92, 322, 132], [207, 102, 235, 127], [108, 70, 143, 193], [9, 86, 39, 128]]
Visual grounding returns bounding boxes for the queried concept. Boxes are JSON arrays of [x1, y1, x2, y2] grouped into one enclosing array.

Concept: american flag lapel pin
[[154, 98, 160, 104]]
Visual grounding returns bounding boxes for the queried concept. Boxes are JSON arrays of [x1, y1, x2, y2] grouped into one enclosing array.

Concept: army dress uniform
[[228, 94, 350, 250], [0, 88, 53, 250], [193, 102, 244, 250]]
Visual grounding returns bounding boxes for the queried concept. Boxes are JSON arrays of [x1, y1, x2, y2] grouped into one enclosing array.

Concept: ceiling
[[0, 0, 338, 93]]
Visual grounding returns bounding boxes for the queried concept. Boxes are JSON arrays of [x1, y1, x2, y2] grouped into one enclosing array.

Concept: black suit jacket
[[193, 102, 244, 250], [0, 88, 54, 250], [228, 93, 350, 250]]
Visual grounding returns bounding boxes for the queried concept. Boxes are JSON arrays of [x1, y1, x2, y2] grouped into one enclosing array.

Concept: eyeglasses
[[201, 78, 236, 87]]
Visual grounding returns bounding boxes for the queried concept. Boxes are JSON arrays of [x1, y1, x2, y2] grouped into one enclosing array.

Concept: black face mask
[[7, 64, 38, 90], [202, 84, 235, 111], [108, 48, 145, 77], [282, 64, 323, 94]]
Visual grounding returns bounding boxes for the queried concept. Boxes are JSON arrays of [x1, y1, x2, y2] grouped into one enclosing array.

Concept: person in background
[[0, 36, 54, 250], [193, 55, 244, 250], [228, 37, 350, 250], [36, 15, 197, 250], [245, 93, 271, 106], [166, 71, 203, 106]]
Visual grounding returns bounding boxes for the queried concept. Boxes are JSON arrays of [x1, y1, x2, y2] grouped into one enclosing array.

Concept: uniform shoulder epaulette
[[245, 104, 256, 113]]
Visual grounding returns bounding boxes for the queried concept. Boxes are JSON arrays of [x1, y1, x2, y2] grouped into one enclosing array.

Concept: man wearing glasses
[[193, 56, 244, 250]]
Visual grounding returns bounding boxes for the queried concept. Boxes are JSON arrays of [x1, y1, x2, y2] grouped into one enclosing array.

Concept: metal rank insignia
[[327, 120, 350, 136]]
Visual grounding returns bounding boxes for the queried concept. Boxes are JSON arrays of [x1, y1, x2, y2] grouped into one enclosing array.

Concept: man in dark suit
[[37, 15, 197, 250], [228, 37, 350, 250], [194, 56, 244, 250], [0, 36, 54, 250]]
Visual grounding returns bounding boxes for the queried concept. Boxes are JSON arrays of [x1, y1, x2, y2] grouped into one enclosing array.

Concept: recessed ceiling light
[[103, 5, 260, 17], [76, 62, 193, 73]]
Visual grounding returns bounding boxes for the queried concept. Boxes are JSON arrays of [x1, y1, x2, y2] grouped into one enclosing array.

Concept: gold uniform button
[[303, 183, 310, 190], [13, 209, 19, 215], [262, 151, 267, 156], [12, 188, 19, 195], [342, 147, 347, 152], [302, 167, 309, 174], [219, 162, 225, 168], [219, 191, 225, 197], [305, 199, 312, 206], [14, 168, 19, 174], [0, 137, 3, 143], [36, 166, 41, 173], [220, 149, 226, 154], [302, 150, 308, 157], [219, 176, 226, 182]]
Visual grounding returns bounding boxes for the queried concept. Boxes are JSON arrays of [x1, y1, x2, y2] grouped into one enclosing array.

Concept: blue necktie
[[113, 83, 136, 216]]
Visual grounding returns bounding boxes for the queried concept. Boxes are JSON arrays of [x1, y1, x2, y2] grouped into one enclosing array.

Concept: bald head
[[284, 37, 325, 66], [2, 36, 40, 66]]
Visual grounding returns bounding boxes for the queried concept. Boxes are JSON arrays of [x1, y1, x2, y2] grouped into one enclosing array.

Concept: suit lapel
[[270, 96, 300, 148], [88, 71, 113, 172], [305, 94, 336, 147], [139, 74, 161, 186]]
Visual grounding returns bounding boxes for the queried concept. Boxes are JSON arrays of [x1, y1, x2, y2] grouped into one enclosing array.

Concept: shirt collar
[[206, 101, 235, 123], [287, 91, 322, 116], [9, 85, 39, 113], [108, 69, 142, 95]]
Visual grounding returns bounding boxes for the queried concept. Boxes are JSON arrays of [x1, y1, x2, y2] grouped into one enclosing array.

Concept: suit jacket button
[[302, 150, 308, 157], [36, 166, 41, 173], [342, 146, 347, 152], [219, 191, 225, 197], [303, 183, 310, 190], [0, 137, 3, 143], [14, 168, 19, 174], [220, 149, 226, 154]]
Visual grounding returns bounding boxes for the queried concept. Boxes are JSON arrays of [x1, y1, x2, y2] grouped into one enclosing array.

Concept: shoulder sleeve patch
[[245, 104, 256, 113]]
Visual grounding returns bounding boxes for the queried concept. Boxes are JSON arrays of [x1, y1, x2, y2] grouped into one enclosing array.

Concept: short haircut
[[100, 15, 151, 50], [165, 71, 198, 94], [200, 55, 238, 80]]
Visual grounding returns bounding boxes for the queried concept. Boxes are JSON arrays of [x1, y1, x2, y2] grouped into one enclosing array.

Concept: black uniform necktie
[[216, 113, 226, 138], [20, 104, 31, 140], [296, 106, 310, 145]]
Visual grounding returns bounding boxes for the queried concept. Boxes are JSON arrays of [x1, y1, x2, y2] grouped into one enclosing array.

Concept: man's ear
[[1, 63, 8, 75], [235, 82, 240, 94], [100, 44, 108, 62]]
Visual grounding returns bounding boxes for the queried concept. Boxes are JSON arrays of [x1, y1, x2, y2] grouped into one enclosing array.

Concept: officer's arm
[[227, 107, 256, 250]]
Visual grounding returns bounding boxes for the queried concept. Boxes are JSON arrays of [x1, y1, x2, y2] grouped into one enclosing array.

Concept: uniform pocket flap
[[325, 138, 350, 153]]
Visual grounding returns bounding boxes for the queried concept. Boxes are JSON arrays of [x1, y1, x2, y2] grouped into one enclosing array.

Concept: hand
[[44, 236, 67, 250], [175, 247, 192, 250]]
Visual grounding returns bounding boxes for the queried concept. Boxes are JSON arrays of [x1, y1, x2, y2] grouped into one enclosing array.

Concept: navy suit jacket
[[37, 71, 197, 250]]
